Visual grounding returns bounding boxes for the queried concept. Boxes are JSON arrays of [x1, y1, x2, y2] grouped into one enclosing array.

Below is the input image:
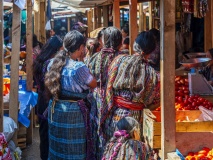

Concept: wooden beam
[[143, 12, 147, 30], [26, 0, 33, 145], [40, 1, 46, 44], [149, 1, 153, 29], [139, 3, 144, 32], [26, 0, 33, 91], [34, 0, 40, 41], [97, 7, 102, 27], [204, 0, 212, 51], [160, 0, 176, 159], [103, 5, 109, 27], [113, 0, 120, 29], [0, 0, 3, 132], [9, 2, 21, 146], [67, 17, 70, 32], [87, 9, 93, 36], [93, 8, 98, 30], [211, 0, 213, 48], [129, 0, 138, 54]]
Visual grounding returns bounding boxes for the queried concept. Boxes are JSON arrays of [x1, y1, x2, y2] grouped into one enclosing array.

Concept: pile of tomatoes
[[185, 147, 213, 160], [175, 76, 213, 111], [155, 76, 213, 111]]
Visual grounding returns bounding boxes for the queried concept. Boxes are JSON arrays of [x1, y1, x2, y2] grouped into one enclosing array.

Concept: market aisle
[[21, 127, 40, 160]]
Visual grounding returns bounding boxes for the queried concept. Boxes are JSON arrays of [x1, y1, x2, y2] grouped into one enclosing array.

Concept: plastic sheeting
[[18, 91, 38, 127]]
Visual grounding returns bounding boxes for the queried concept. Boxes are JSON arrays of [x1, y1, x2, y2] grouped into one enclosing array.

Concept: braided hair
[[45, 30, 85, 99], [103, 27, 122, 50]]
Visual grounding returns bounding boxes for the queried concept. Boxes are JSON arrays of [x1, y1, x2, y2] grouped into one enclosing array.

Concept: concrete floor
[[21, 127, 41, 160]]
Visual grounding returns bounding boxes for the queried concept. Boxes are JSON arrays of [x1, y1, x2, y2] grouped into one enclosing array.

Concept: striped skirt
[[48, 100, 86, 160]]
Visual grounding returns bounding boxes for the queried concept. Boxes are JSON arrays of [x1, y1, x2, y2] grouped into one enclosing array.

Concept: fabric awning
[[53, 0, 110, 8]]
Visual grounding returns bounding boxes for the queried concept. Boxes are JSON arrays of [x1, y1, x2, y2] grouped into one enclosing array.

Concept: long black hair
[[45, 30, 85, 99], [33, 36, 63, 82], [133, 31, 156, 55], [103, 27, 122, 50]]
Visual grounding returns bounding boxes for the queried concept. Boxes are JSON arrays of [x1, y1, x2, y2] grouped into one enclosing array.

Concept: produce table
[[143, 68, 213, 158]]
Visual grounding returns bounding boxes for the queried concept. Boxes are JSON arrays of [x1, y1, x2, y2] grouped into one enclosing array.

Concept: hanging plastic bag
[[199, 106, 213, 121]]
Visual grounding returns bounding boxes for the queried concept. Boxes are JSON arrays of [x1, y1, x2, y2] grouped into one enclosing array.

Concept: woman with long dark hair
[[45, 30, 97, 160], [88, 26, 124, 158], [101, 31, 160, 143], [33, 35, 63, 160]]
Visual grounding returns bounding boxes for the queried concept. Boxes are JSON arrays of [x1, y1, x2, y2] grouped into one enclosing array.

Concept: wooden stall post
[[26, 0, 33, 91], [149, 2, 153, 29], [103, 5, 109, 27], [211, 0, 213, 48], [93, 8, 98, 30], [160, 0, 176, 159], [204, 0, 212, 51], [26, 0, 33, 145], [97, 7, 102, 28], [67, 17, 71, 32], [143, 12, 147, 30], [9, 2, 21, 145], [0, 0, 3, 132], [34, 0, 40, 41], [129, 0, 138, 54], [113, 0, 120, 29], [139, 3, 144, 32], [40, 1, 46, 44], [87, 9, 93, 37]]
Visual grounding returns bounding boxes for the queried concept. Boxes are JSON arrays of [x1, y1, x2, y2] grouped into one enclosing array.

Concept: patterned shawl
[[101, 54, 160, 125], [102, 130, 147, 160], [88, 48, 124, 87]]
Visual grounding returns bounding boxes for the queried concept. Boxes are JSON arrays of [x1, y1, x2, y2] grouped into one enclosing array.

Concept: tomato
[[196, 101, 201, 106], [185, 78, 189, 83], [178, 97, 183, 103], [188, 98, 193, 103], [175, 76, 181, 81], [199, 97, 205, 102], [180, 79, 185, 84], [203, 101, 207, 106], [197, 153, 205, 158], [202, 147, 210, 152], [198, 150, 208, 156], [209, 106, 213, 110], [185, 95, 190, 99], [184, 100, 189, 105], [192, 102, 197, 107], [188, 152, 194, 156]]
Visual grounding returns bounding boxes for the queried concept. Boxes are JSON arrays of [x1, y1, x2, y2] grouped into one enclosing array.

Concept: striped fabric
[[48, 100, 86, 160]]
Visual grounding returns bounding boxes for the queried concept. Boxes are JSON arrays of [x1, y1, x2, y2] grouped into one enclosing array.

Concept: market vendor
[[200, 48, 213, 81]]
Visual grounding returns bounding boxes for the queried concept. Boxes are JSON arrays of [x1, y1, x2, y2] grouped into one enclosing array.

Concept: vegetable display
[[155, 76, 213, 111]]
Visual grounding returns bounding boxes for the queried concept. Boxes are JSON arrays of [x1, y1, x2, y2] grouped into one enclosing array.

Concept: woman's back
[[55, 59, 93, 93]]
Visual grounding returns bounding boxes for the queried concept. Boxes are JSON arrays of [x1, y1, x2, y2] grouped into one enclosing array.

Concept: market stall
[[1, 1, 37, 158], [141, 0, 213, 159]]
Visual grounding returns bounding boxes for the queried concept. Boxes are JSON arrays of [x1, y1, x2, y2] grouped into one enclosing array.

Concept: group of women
[[33, 25, 161, 160]]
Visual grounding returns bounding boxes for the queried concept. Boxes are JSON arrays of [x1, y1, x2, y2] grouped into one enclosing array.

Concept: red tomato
[[202, 147, 210, 152], [178, 97, 183, 103], [184, 100, 189, 105], [188, 98, 193, 103], [185, 95, 190, 99], [188, 152, 195, 156], [192, 102, 197, 107], [197, 153, 205, 158], [180, 79, 185, 84], [198, 150, 208, 156]]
